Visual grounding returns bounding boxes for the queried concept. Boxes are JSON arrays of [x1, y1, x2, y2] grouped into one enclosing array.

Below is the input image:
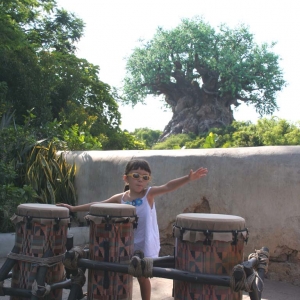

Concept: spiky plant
[[25, 143, 77, 205]]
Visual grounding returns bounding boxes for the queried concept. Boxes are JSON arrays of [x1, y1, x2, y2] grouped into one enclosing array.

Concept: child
[[58, 159, 208, 300]]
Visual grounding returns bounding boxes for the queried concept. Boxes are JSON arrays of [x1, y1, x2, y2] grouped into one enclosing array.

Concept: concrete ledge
[[0, 226, 89, 258]]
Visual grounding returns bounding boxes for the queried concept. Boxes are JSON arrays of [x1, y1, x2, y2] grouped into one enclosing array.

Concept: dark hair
[[123, 159, 151, 192], [124, 159, 151, 175]]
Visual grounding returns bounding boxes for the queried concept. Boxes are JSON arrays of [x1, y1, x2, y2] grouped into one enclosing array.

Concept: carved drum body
[[173, 213, 248, 300], [86, 203, 137, 300], [10, 203, 70, 300]]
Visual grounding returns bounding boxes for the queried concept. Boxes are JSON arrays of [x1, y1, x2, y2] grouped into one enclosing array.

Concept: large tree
[[122, 17, 286, 140]]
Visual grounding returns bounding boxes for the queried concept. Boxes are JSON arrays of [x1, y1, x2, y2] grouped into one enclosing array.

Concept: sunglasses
[[127, 173, 151, 181]]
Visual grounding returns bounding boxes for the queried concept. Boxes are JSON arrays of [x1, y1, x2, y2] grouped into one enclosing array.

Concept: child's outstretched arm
[[56, 202, 98, 212], [149, 167, 208, 197], [56, 193, 122, 212]]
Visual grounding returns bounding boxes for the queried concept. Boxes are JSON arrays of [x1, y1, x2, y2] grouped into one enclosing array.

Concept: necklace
[[124, 197, 143, 207], [124, 191, 144, 207]]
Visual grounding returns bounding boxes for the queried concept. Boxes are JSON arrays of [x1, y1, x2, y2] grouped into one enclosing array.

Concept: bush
[[25, 143, 77, 205], [153, 118, 300, 149], [152, 134, 193, 150], [0, 111, 77, 232], [0, 184, 37, 233]]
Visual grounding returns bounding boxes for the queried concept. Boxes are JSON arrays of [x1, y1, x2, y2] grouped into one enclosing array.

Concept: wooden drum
[[85, 203, 137, 300], [10, 203, 70, 300], [173, 213, 248, 300]]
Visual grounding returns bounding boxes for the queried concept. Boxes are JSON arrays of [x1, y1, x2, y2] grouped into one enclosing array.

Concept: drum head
[[17, 203, 69, 218], [175, 213, 245, 231], [90, 203, 136, 217], [174, 213, 247, 243]]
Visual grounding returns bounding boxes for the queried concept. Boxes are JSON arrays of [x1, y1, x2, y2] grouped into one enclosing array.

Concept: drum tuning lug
[[54, 217, 60, 231], [231, 230, 238, 245], [26, 216, 33, 230], [179, 227, 185, 240], [203, 230, 211, 245], [245, 228, 249, 244]]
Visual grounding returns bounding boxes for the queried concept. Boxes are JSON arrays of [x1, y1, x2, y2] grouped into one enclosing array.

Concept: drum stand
[[63, 246, 269, 300], [0, 236, 86, 300], [1, 242, 269, 300], [0, 234, 269, 300]]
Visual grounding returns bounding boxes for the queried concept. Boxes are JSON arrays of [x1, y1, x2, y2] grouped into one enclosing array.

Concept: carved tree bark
[[160, 91, 234, 141], [155, 56, 236, 141]]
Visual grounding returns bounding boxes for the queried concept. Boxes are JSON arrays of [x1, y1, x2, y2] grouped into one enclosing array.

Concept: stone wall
[[63, 146, 300, 285]]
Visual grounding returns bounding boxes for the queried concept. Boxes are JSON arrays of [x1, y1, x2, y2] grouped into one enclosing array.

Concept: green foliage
[[0, 0, 153, 151], [154, 118, 300, 149], [209, 118, 300, 148], [185, 137, 206, 149], [254, 118, 300, 145], [131, 128, 162, 148], [62, 124, 102, 150], [152, 134, 192, 150], [25, 143, 77, 205], [203, 132, 217, 148], [0, 0, 123, 146], [0, 120, 37, 187], [0, 184, 37, 233], [123, 16, 286, 116], [0, 109, 77, 232], [198, 121, 262, 148], [0, 112, 40, 232], [99, 131, 147, 150]]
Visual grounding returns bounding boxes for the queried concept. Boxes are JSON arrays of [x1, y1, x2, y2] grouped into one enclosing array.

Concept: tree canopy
[[122, 17, 286, 138], [0, 0, 121, 144]]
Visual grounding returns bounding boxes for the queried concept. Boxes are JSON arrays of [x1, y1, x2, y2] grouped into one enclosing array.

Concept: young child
[[58, 159, 208, 300]]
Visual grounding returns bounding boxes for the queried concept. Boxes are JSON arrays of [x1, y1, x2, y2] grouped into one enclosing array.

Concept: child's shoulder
[[115, 192, 125, 201], [104, 192, 125, 203]]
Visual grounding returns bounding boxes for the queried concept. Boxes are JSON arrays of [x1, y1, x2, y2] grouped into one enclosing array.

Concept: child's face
[[124, 168, 151, 191]]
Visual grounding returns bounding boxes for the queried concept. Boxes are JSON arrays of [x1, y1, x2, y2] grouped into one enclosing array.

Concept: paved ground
[[1, 256, 299, 299]]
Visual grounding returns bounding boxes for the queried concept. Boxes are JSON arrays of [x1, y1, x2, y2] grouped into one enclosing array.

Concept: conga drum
[[10, 203, 70, 300], [85, 203, 137, 300], [173, 213, 248, 300]]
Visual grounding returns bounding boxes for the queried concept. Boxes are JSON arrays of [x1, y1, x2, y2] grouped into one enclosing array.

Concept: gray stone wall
[[63, 146, 300, 285]]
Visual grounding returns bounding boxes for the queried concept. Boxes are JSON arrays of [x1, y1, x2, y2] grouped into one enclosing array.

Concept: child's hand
[[56, 203, 74, 212], [188, 167, 208, 181]]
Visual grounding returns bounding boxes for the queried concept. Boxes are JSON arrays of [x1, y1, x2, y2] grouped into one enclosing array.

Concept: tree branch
[[236, 94, 252, 102], [203, 87, 218, 95]]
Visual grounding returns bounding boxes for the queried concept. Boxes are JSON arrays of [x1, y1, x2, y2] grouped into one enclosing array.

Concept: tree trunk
[[159, 89, 234, 141]]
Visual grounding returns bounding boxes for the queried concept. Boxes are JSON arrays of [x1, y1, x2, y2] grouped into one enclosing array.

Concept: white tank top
[[121, 187, 160, 258]]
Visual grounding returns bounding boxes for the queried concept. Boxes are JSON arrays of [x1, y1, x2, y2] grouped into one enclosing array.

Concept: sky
[[56, 0, 299, 132]]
